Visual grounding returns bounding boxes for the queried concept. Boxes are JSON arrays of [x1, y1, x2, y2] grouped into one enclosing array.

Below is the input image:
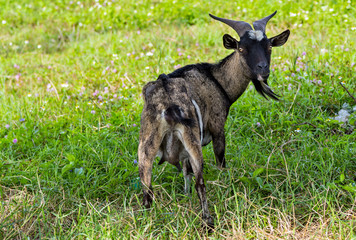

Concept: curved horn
[[209, 13, 253, 37], [253, 11, 277, 33]]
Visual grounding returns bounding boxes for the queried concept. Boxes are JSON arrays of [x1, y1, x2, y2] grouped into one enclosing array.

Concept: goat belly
[[201, 131, 212, 146], [158, 131, 184, 168]]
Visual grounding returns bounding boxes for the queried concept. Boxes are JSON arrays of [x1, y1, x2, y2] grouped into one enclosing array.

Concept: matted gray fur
[[138, 11, 290, 229]]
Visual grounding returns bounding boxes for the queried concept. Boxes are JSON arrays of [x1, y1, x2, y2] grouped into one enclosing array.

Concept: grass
[[0, 0, 355, 239]]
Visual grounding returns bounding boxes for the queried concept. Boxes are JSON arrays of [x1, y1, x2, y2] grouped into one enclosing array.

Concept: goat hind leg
[[138, 133, 161, 208], [182, 130, 214, 228]]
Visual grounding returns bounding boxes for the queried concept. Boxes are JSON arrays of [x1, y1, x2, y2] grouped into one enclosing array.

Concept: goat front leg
[[182, 157, 193, 195], [212, 131, 226, 168]]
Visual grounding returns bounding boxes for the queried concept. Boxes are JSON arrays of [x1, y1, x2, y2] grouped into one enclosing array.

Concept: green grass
[[0, 0, 355, 239]]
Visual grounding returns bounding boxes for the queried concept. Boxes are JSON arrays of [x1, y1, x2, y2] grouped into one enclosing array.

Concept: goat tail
[[164, 105, 194, 127]]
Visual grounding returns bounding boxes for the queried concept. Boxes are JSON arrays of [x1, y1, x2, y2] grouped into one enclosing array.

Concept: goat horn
[[252, 11, 277, 33], [209, 13, 253, 37]]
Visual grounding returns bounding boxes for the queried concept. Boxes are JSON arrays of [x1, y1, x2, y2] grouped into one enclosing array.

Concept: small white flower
[[320, 48, 328, 54], [37, 45, 42, 49], [61, 83, 69, 88], [2, 20, 6, 24]]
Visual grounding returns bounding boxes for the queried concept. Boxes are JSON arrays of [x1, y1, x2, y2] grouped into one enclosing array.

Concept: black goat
[[138, 11, 290, 228]]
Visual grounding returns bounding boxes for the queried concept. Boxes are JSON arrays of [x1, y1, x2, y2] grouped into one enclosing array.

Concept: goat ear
[[270, 30, 290, 47], [223, 34, 238, 49]]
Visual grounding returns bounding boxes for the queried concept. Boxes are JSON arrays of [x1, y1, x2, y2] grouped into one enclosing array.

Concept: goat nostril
[[257, 63, 268, 69]]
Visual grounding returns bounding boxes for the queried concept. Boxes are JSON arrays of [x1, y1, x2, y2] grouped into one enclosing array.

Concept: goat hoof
[[203, 216, 214, 232], [143, 193, 153, 208], [217, 162, 226, 169], [143, 200, 152, 209]]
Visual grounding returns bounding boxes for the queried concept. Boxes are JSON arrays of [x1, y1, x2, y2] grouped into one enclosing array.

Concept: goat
[[138, 11, 290, 228]]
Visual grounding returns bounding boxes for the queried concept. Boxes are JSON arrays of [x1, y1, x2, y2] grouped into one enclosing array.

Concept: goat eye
[[238, 48, 244, 52]]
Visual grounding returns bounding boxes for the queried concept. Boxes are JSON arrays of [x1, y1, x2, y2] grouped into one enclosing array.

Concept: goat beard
[[251, 78, 280, 101]]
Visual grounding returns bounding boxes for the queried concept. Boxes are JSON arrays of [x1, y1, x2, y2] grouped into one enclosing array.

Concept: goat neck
[[212, 51, 251, 103]]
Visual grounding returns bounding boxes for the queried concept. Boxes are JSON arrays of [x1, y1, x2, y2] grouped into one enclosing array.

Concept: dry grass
[[1, 185, 355, 239]]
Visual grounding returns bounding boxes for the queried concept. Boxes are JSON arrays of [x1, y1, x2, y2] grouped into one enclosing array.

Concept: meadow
[[0, 0, 355, 239]]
